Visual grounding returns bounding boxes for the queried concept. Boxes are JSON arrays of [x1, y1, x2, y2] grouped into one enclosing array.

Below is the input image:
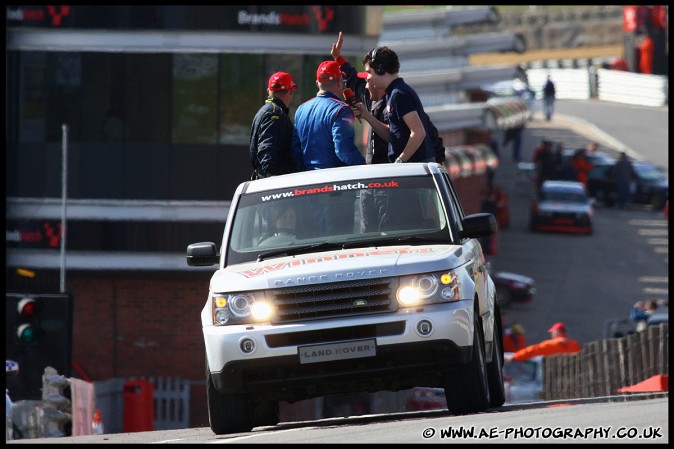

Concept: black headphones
[[370, 47, 386, 76]]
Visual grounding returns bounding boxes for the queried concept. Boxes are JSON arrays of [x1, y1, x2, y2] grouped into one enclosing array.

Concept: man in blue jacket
[[291, 60, 365, 170], [292, 60, 364, 235]]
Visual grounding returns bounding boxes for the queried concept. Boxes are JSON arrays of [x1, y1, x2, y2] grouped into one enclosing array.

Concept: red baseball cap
[[268, 72, 297, 91], [316, 61, 345, 82], [548, 322, 566, 333]]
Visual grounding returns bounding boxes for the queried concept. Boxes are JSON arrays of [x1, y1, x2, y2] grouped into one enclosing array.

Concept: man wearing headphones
[[352, 45, 436, 164], [331, 32, 445, 166], [330, 33, 444, 233]]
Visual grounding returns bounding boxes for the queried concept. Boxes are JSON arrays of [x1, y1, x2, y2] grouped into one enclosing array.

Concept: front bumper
[[204, 302, 474, 402], [531, 213, 592, 234]]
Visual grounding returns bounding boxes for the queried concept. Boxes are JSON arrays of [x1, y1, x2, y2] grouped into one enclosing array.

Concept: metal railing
[[93, 376, 190, 434]]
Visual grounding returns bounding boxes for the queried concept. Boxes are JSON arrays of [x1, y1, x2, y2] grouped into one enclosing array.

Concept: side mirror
[[461, 213, 497, 239], [186, 242, 219, 266]]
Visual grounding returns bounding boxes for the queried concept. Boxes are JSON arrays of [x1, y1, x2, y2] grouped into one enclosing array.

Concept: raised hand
[[331, 31, 343, 60]]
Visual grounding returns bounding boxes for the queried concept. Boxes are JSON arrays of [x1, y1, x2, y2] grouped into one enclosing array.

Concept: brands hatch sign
[[237, 6, 334, 32], [6, 221, 62, 249], [6, 6, 355, 34]]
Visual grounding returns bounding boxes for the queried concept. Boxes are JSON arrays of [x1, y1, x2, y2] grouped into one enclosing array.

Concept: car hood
[[211, 244, 467, 291], [538, 201, 591, 214]]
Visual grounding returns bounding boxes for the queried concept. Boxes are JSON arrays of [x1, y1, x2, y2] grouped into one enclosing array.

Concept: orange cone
[[616, 374, 668, 393]]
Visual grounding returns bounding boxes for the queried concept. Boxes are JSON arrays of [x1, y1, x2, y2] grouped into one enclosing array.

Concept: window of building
[[8, 49, 333, 201]]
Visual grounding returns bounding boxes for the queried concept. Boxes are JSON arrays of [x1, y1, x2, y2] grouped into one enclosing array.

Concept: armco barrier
[[543, 323, 669, 400], [527, 67, 668, 107], [596, 68, 669, 107]]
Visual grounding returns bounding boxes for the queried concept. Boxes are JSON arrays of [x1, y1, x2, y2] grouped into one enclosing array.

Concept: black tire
[[496, 285, 512, 307], [444, 313, 490, 415], [486, 306, 506, 407], [251, 400, 279, 427], [206, 355, 253, 435]]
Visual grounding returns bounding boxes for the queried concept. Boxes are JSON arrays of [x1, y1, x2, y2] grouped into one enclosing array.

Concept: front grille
[[271, 277, 397, 323]]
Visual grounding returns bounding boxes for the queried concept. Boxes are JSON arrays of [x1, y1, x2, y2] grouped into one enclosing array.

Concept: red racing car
[[529, 180, 593, 235]]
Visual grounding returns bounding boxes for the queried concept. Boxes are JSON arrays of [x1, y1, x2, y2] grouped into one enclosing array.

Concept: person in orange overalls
[[501, 311, 527, 353], [506, 322, 582, 362], [571, 149, 593, 187]]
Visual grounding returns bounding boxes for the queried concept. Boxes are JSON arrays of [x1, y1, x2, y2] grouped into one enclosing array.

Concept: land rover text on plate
[[187, 163, 505, 434]]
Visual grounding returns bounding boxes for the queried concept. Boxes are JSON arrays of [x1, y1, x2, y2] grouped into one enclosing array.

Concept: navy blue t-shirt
[[384, 78, 435, 163]]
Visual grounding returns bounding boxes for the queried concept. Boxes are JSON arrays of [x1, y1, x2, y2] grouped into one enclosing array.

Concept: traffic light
[[41, 366, 72, 437], [16, 297, 43, 344], [5, 293, 73, 401]]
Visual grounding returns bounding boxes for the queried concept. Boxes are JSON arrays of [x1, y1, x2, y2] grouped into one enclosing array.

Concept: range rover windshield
[[226, 175, 450, 265]]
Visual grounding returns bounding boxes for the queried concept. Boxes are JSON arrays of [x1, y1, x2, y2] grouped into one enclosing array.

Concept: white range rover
[[187, 163, 505, 434]]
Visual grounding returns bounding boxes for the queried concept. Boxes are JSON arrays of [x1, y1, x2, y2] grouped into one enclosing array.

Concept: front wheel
[[251, 400, 279, 427], [206, 355, 253, 435], [444, 313, 490, 415]]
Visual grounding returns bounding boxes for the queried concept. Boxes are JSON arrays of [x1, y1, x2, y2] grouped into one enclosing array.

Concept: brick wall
[[68, 274, 212, 427]]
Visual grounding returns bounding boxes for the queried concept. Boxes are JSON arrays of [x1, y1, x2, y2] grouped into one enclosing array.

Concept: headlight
[[229, 294, 253, 318], [211, 291, 273, 325], [397, 271, 459, 307]]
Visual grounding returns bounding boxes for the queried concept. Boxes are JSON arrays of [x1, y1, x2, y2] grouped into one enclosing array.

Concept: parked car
[[406, 387, 447, 411], [529, 180, 594, 235], [503, 354, 543, 404], [492, 271, 536, 307], [561, 148, 616, 167], [587, 160, 668, 210]]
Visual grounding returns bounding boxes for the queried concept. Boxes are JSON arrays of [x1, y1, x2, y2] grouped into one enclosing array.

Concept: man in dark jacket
[[331, 32, 445, 165], [345, 43, 435, 164], [614, 152, 635, 209], [330, 34, 440, 232], [249, 71, 302, 179], [542, 75, 556, 121]]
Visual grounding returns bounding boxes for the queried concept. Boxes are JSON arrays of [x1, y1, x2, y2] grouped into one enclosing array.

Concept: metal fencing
[[93, 376, 190, 434], [543, 323, 669, 400]]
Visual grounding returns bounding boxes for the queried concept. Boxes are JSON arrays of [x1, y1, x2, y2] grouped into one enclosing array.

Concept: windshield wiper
[[370, 235, 450, 247], [257, 241, 345, 261]]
